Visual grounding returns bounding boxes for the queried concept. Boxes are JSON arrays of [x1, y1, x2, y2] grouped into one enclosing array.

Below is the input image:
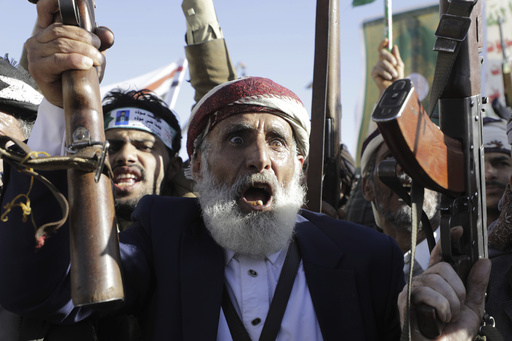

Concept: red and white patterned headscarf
[[187, 76, 310, 158]]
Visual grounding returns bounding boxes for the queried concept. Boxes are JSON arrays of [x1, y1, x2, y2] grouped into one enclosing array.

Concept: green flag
[[355, 4, 439, 165], [352, 0, 376, 7]]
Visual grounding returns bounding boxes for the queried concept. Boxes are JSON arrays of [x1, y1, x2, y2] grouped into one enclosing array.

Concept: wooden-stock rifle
[[306, 0, 342, 214], [372, 0, 487, 338], [59, 0, 124, 307]]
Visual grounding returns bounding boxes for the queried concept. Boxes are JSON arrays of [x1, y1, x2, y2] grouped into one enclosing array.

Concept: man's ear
[[191, 151, 202, 181], [361, 175, 375, 201], [297, 154, 305, 169]]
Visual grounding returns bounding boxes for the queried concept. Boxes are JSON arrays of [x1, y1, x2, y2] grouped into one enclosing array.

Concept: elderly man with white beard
[[360, 128, 441, 279], [0, 0, 492, 338], [0, 72, 492, 340]]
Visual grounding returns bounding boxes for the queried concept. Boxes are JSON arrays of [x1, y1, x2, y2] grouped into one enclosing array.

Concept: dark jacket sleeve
[[0, 166, 153, 325], [0, 167, 76, 322]]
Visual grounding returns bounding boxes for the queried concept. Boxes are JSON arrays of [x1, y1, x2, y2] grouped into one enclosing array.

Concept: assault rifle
[[372, 0, 486, 338], [306, 0, 342, 213], [59, 0, 124, 306]]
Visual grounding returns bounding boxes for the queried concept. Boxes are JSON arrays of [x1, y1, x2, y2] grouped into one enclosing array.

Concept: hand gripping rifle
[[371, 0, 486, 338], [306, 0, 342, 213], [59, 0, 124, 306]]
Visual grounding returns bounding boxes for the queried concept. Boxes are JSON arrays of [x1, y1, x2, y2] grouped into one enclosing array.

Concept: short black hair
[[102, 88, 182, 154]]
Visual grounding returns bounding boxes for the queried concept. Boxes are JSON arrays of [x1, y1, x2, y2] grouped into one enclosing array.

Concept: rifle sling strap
[[428, 0, 477, 117], [400, 181, 424, 341], [222, 238, 301, 341], [377, 159, 436, 252]]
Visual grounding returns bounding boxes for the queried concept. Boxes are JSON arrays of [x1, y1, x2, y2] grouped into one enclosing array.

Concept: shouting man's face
[[193, 113, 306, 257], [107, 129, 179, 215]]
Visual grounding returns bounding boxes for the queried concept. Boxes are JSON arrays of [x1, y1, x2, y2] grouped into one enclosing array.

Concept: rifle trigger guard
[[94, 140, 109, 183]]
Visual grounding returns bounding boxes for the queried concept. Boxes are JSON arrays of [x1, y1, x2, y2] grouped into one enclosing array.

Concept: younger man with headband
[[27, 88, 186, 231]]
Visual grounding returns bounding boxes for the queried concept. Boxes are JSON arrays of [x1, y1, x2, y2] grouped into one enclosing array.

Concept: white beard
[[195, 159, 306, 258]]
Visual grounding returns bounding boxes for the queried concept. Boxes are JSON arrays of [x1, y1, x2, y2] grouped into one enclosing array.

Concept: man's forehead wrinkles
[[222, 119, 290, 136]]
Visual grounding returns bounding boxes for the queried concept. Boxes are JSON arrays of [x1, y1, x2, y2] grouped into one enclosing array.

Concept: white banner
[[100, 58, 188, 111]]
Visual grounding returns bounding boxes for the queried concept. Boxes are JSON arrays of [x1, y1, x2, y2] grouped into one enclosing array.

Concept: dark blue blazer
[[0, 170, 404, 340]]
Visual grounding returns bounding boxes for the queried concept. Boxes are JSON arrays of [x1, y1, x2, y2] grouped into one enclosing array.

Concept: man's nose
[[111, 144, 137, 165], [246, 140, 271, 172], [485, 162, 496, 181]]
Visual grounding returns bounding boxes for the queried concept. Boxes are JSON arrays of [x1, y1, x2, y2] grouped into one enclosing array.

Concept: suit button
[[251, 318, 261, 326], [248, 269, 258, 277]]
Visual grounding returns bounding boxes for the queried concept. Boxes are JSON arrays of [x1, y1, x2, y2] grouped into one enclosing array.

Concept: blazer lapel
[[295, 218, 366, 340], [180, 217, 225, 340]]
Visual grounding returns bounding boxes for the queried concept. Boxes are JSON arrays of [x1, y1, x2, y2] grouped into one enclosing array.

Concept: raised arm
[[182, 0, 237, 105]]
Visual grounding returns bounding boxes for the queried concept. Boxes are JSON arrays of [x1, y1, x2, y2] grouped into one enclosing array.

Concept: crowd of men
[[1, 0, 512, 340]]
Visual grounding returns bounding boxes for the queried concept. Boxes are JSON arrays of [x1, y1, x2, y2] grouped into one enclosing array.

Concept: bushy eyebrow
[[222, 123, 253, 136], [222, 122, 290, 140]]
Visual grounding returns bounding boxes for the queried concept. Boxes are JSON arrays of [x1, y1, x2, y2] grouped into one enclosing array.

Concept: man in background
[[483, 116, 512, 227], [360, 129, 441, 278], [0, 55, 42, 341]]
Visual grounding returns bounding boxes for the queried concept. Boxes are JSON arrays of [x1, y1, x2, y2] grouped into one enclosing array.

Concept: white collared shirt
[[403, 227, 440, 278], [218, 246, 323, 341], [28, 99, 66, 156]]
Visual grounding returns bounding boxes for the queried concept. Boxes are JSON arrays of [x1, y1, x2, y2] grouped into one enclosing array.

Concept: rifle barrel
[[60, 0, 124, 306]]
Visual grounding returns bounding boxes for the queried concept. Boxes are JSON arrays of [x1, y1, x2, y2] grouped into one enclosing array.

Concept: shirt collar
[[224, 246, 287, 266], [404, 226, 440, 270]]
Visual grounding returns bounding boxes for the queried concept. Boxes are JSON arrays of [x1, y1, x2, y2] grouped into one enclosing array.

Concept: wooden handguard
[[372, 78, 465, 197], [60, 0, 124, 306]]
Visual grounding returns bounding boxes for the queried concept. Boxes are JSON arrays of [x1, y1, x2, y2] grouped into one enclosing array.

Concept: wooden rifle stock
[[373, 79, 465, 196], [373, 0, 486, 338], [59, 0, 124, 306], [306, 0, 342, 213]]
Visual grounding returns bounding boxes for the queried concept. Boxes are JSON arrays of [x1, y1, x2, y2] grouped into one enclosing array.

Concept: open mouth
[[241, 182, 273, 210], [113, 167, 143, 188]]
